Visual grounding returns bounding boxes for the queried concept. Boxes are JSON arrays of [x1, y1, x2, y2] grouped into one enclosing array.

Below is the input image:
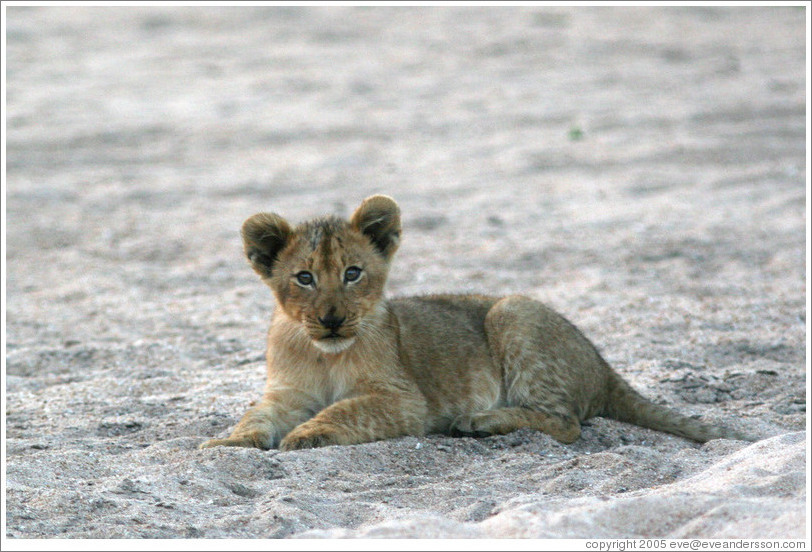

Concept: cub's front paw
[[279, 424, 341, 451], [198, 432, 272, 450]]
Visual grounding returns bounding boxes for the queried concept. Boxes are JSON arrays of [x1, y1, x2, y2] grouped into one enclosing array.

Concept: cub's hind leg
[[480, 295, 611, 444], [453, 407, 581, 443]]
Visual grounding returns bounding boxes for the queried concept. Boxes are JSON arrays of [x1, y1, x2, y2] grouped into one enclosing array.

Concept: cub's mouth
[[312, 334, 356, 354]]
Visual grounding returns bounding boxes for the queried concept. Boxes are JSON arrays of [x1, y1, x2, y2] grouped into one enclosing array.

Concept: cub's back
[[389, 294, 498, 336]]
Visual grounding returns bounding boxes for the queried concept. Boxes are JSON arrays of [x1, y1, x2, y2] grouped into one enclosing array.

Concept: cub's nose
[[318, 313, 345, 331]]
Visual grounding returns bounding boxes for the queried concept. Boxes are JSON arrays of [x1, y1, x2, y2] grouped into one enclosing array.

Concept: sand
[[4, 5, 808, 542]]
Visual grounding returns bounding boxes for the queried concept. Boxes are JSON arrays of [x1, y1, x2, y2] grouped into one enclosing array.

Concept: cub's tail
[[601, 372, 756, 443]]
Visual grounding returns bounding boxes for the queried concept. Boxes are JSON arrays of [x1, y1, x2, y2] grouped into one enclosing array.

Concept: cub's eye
[[295, 271, 314, 286], [344, 266, 362, 283]]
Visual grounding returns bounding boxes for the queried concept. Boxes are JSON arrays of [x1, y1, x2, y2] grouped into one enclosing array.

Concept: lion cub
[[200, 195, 750, 451]]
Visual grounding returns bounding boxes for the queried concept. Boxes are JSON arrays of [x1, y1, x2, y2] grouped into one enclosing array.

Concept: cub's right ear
[[241, 213, 292, 279]]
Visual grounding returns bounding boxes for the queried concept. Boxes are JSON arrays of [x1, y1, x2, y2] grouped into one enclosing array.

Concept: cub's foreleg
[[280, 392, 427, 450], [199, 386, 317, 450]]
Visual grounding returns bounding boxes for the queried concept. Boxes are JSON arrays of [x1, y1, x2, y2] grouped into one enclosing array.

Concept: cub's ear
[[241, 213, 292, 278], [350, 195, 401, 260]]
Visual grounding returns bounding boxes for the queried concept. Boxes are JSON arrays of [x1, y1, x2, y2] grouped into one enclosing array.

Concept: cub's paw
[[199, 438, 250, 449], [198, 432, 271, 450], [279, 424, 342, 451], [450, 412, 497, 437]]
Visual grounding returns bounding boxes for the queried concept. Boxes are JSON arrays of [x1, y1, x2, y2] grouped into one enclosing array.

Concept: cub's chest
[[274, 346, 393, 408]]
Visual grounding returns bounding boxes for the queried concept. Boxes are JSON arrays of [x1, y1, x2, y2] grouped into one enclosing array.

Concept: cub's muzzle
[[318, 313, 345, 331]]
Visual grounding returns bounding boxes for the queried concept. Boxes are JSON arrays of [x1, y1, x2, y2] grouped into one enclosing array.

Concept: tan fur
[[200, 195, 753, 451]]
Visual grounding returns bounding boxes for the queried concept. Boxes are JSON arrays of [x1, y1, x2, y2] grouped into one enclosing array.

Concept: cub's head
[[241, 195, 401, 354]]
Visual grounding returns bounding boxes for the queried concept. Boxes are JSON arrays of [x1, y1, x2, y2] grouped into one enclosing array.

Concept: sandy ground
[[3, 6, 808, 541]]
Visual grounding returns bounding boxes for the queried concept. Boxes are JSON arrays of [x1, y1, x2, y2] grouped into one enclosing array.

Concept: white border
[[1, 1, 810, 550]]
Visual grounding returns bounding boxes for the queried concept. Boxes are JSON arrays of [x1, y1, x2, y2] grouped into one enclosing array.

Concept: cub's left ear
[[350, 195, 401, 260]]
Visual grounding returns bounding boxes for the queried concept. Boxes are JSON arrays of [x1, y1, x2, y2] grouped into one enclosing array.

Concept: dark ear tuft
[[241, 213, 292, 278], [350, 195, 401, 260]]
